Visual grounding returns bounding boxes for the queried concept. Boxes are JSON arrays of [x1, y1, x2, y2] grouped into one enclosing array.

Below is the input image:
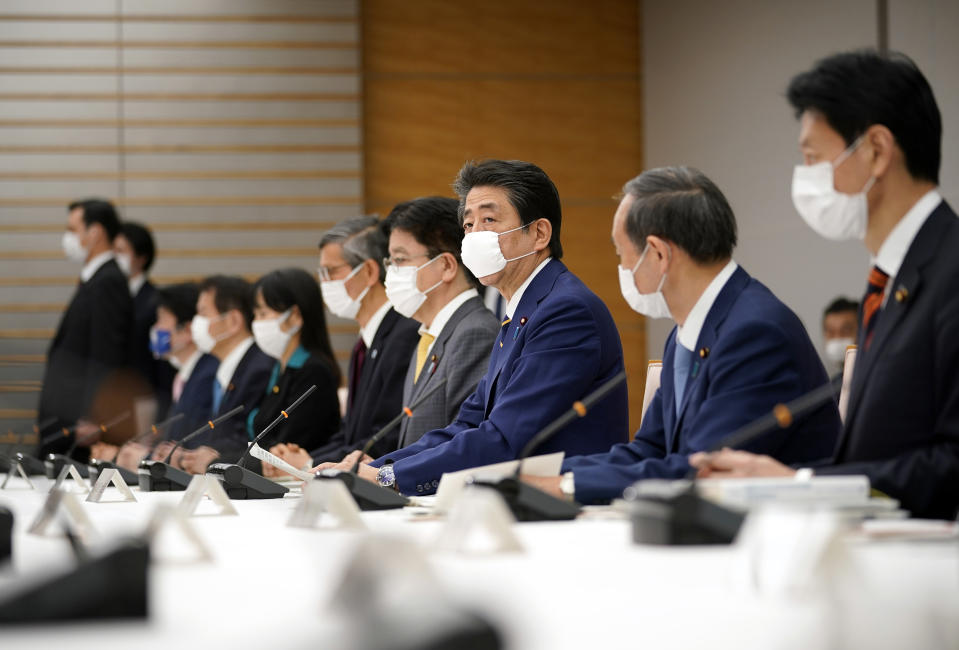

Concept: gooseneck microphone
[[317, 377, 449, 511], [9, 418, 59, 475], [205, 385, 317, 500], [44, 410, 132, 480], [138, 405, 244, 492], [472, 370, 628, 522], [628, 374, 844, 546], [89, 413, 187, 486]]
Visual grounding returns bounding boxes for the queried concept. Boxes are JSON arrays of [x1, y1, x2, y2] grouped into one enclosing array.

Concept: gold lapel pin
[[699, 347, 710, 359], [894, 287, 909, 303]]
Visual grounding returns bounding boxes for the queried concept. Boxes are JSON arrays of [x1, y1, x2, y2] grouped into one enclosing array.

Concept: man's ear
[[864, 124, 896, 179], [532, 218, 552, 252]]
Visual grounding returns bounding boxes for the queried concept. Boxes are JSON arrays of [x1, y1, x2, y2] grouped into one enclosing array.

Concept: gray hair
[[318, 215, 388, 282]]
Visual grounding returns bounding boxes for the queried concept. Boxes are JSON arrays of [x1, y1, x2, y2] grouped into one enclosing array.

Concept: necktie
[[172, 374, 186, 404], [347, 338, 367, 412], [861, 265, 890, 350], [673, 343, 693, 416], [212, 379, 224, 414], [414, 332, 436, 383]]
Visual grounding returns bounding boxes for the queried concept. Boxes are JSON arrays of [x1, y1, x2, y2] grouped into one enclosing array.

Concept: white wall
[[642, 0, 958, 361]]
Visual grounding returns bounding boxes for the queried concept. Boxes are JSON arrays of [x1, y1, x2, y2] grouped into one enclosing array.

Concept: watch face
[[377, 465, 395, 487]]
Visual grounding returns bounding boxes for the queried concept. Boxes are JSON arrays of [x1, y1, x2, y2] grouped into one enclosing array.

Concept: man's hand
[[179, 446, 220, 474], [151, 441, 175, 461], [74, 419, 102, 446], [688, 448, 796, 479], [89, 442, 118, 461], [116, 442, 149, 471], [311, 451, 377, 483], [520, 475, 564, 499], [270, 443, 312, 474]]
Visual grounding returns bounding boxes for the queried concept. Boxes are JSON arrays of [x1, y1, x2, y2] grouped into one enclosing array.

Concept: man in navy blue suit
[[692, 51, 959, 520], [316, 160, 629, 495], [526, 166, 840, 504]]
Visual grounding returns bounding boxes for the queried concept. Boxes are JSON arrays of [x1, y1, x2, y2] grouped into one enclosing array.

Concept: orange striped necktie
[[861, 265, 889, 349]]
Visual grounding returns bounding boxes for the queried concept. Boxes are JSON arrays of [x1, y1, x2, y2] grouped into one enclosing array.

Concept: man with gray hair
[[524, 166, 840, 503], [270, 216, 419, 466]]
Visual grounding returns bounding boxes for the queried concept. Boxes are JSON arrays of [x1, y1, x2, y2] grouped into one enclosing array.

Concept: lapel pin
[[227, 383, 235, 392], [429, 354, 439, 376], [691, 361, 700, 378], [894, 287, 909, 303], [699, 347, 710, 359], [272, 385, 279, 394], [519, 316, 528, 325], [371, 348, 379, 360]]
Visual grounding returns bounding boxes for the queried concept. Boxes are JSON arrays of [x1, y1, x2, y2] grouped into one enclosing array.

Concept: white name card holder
[[50, 463, 90, 495], [28, 489, 96, 540], [433, 485, 523, 554], [1, 461, 35, 490], [145, 504, 213, 563], [177, 474, 237, 517], [86, 468, 137, 503], [288, 479, 366, 530]]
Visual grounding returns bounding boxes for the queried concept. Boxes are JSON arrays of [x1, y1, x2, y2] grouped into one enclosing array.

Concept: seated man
[[526, 166, 840, 504], [821, 296, 858, 376], [317, 159, 629, 495], [692, 50, 959, 521]]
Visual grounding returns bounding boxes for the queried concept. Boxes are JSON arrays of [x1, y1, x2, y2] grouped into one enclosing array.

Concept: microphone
[[138, 405, 244, 492], [44, 410, 132, 480], [626, 374, 843, 546], [9, 418, 60, 476], [206, 385, 317, 500], [89, 413, 186, 486], [316, 377, 449, 511], [471, 370, 627, 522]]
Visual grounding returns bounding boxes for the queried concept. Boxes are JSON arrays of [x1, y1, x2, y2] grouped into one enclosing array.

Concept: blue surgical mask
[[149, 326, 172, 359]]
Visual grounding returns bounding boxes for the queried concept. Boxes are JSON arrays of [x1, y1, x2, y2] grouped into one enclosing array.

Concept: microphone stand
[[44, 410, 132, 480], [89, 413, 185, 486]]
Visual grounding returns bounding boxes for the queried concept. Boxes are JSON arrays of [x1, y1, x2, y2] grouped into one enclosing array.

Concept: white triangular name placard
[[51, 463, 90, 494], [28, 489, 96, 540], [177, 474, 237, 517], [1, 462, 35, 490], [145, 504, 213, 563], [433, 485, 523, 554], [86, 468, 137, 503], [288, 479, 366, 530]]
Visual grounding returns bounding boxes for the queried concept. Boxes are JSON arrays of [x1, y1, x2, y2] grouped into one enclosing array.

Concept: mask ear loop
[[500, 221, 542, 264], [415, 255, 445, 296]]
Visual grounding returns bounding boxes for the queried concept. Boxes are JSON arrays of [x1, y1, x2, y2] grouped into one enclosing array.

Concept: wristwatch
[[559, 471, 575, 501], [376, 464, 397, 489]]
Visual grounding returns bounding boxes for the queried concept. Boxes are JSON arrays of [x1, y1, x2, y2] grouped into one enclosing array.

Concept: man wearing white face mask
[[315, 160, 629, 496], [38, 198, 133, 463], [692, 50, 959, 521], [821, 297, 859, 376], [524, 167, 840, 504]]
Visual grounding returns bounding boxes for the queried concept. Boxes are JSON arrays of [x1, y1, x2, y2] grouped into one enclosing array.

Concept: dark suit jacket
[[309, 307, 420, 463], [397, 295, 500, 448], [128, 280, 174, 417], [187, 341, 274, 464], [38, 258, 133, 459], [564, 266, 841, 503], [374, 259, 629, 496], [815, 202, 959, 520], [165, 353, 219, 442], [250, 347, 341, 451]]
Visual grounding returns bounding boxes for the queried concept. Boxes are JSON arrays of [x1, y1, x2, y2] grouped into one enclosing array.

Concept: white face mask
[[320, 263, 370, 320], [190, 314, 227, 354], [824, 337, 854, 367], [460, 223, 537, 279], [617, 244, 672, 320], [792, 136, 876, 241], [116, 252, 133, 277], [385, 255, 443, 318], [62, 231, 88, 264], [252, 309, 301, 360]]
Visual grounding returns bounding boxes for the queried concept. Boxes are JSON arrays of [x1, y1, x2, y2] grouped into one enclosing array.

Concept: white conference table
[[0, 477, 957, 650]]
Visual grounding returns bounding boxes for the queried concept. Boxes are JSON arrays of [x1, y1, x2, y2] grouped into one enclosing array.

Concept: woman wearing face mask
[[249, 268, 341, 472]]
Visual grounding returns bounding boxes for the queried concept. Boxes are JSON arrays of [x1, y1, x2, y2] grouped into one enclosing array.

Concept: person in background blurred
[[822, 296, 859, 376]]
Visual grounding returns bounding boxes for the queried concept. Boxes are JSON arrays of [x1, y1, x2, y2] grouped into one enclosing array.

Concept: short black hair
[[254, 268, 341, 386], [823, 296, 859, 321], [318, 215, 390, 283], [69, 198, 121, 242], [156, 282, 200, 327], [622, 166, 737, 264], [384, 196, 481, 289], [787, 49, 941, 184], [199, 275, 254, 332], [453, 159, 563, 259], [119, 221, 156, 272]]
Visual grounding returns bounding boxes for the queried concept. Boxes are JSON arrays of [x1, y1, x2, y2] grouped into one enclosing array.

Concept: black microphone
[[44, 410, 132, 480], [471, 370, 628, 522], [317, 377, 449, 511], [138, 405, 244, 492], [626, 374, 843, 546], [206, 385, 317, 500], [90, 413, 187, 486]]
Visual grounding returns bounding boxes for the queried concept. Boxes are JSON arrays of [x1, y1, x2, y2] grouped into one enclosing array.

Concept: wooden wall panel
[[363, 0, 646, 433]]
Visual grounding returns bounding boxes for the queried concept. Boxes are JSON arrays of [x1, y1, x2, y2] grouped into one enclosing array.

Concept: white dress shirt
[[873, 189, 943, 304], [504, 257, 553, 319], [80, 251, 114, 283], [419, 288, 479, 355], [675, 260, 739, 352], [215, 336, 254, 390], [360, 300, 393, 348]]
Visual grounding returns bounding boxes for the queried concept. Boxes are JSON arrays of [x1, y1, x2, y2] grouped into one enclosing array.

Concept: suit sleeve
[[566, 319, 809, 503], [82, 279, 131, 414]]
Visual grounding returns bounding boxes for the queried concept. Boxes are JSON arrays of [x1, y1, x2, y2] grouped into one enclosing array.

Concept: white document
[[433, 451, 564, 513], [248, 442, 314, 481]]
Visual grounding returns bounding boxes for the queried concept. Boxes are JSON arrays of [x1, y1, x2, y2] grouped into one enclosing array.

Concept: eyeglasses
[[317, 263, 351, 282], [382, 253, 430, 269]]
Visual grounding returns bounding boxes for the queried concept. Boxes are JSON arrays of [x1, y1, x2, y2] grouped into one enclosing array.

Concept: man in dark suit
[[318, 160, 629, 496], [692, 50, 959, 520], [174, 275, 273, 472], [381, 196, 500, 449], [524, 167, 840, 504], [270, 217, 419, 468], [38, 198, 133, 462]]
